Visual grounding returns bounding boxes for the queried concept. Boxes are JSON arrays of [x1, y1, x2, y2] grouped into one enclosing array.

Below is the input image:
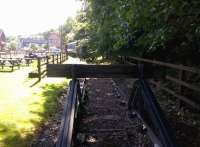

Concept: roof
[[0, 29, 6, 41], [0, 29, 3, 36], [48, 32, 60, 39]]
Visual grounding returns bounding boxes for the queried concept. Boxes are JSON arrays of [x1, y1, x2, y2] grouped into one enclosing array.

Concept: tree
[[10, 42, 17, 50], [30, 44, 38, 51], [60, 17, 75, 44], [72, 0, 200, 65], [43, 44, 49, 50]]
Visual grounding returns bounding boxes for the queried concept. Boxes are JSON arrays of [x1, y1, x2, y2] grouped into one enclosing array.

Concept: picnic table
[[0, 58, 22, 71], [24, 58, 33, 66]]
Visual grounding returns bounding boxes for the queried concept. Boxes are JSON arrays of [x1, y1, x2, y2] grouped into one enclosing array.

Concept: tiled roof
[[0, 29, 6, 41], [0, 29, 3, 36]]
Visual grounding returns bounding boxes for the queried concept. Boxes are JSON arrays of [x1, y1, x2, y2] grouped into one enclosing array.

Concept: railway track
[[75, 78, 150, 147], [47, 64, 178, 147]]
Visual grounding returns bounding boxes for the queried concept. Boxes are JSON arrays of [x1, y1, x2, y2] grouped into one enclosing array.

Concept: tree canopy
[[65, 0, 200, 65]]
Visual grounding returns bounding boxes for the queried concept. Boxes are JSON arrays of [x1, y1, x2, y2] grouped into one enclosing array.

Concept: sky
[[0, 0, 82, 36]]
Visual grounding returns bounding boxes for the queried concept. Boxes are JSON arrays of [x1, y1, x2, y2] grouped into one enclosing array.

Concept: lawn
[[0, 66, 68, 147]]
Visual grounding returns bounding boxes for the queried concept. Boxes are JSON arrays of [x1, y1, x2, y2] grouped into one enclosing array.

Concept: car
[[24, 53, 38, 58]]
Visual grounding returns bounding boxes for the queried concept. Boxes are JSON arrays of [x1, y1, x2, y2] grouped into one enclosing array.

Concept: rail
[[56, 79, 86, 147], [120, 56, 200, 110], [128, 65, 177, 147], [47, 64, 178, 147], [29, 52, 68, 81]]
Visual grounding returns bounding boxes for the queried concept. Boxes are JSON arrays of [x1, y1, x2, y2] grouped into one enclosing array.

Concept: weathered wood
[[28, 72, 39, 78], [128, 56, 200, 74], [47, 64, 143, 78], [150, 80, 200, 110], [46, 56, 49, 65], [41, 62, 47, 66], [52, 55, 55, 64], [125, 60, 136, 65], [166, 75, 200, 92], [37, 58, 41, 81], [57, 54, 59, 64], [41, 69, 46, 76], [56, 79, 78, 147], [60, 53, 62, 64]]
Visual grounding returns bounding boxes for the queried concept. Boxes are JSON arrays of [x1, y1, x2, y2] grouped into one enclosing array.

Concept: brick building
[[48, 32, 61, 49]]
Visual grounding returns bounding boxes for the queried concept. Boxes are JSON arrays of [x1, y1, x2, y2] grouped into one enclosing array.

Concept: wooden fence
[[120, 56, 200, 110], [29, 52, 68, 81]]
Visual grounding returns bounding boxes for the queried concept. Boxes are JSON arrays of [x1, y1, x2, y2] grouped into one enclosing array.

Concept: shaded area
[[115, 78, 200, 147], [0, 123, 33, 147], [76, 78, 151, 147], [154, 90, 200, 147]]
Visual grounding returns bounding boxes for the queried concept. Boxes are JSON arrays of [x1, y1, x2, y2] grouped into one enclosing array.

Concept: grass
[[0, 66, 68, 147]]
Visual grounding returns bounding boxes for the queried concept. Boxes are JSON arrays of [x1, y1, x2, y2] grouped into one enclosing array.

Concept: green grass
[[0, 66, 68, 147]]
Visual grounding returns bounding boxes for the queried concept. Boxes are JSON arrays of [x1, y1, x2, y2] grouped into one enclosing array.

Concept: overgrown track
[[56, 78, 177, 147], [48, 64, 178, 147]]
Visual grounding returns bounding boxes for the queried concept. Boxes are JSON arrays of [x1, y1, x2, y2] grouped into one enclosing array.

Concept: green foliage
[[71, 0, 200, 65], [30, 44, 38, 51], [43, 44, 49, 49], [60, 17, 75, 44]]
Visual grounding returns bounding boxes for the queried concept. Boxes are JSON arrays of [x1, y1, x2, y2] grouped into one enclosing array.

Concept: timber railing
[[47, 64, 178, 147], [119, 56, 200, 110], [29, 52, 68, 81], [128, 65, 177, 147], [56, 78, 87, 147]]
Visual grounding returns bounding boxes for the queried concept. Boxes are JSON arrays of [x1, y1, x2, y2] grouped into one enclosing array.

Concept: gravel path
[[76, 78, 151, 147]]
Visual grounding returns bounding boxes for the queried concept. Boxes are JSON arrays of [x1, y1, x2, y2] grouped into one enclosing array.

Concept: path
[[76, 78, 150, 147], [65, 56, 87, 64]]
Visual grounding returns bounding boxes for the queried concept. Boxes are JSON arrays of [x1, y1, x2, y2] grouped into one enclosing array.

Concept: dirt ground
[[31, 77, 200, 147], [76, 78, 151, 147]]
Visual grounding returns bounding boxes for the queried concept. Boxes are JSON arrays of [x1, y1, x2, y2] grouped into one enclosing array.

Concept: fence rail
[[56, 79, 86, 147], [120, 56, 200, 110], [128, 79, 177, 147], [29, 52, 68, 81]]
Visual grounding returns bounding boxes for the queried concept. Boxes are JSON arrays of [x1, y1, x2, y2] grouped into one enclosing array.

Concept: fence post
[[60, 52, 62, 64], [52, 55, 55, 64], [37, 58, 41, 81], [46, 55, 49, 65], [178, 69, 185, 108], [57, 54, 59, 64]]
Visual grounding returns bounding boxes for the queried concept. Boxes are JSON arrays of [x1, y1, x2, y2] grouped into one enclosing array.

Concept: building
[[0, 29, 6, 51], [19, 36, 47, 48], [48, 32, 61, 49]]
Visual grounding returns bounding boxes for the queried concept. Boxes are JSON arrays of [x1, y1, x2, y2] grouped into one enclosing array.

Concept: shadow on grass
[[0, 70, 13, 73], [0, 82, 68, 147], [32, 83, 67, 120], [30, 79, 40, 87], [0, 66, 21, 72], [0, 123, 33, 147], [40, 83, 67, 118]]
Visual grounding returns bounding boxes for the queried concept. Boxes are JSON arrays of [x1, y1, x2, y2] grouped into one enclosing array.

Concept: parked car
[[24, 53, 38, 58], [50, 47, 61, 54]]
